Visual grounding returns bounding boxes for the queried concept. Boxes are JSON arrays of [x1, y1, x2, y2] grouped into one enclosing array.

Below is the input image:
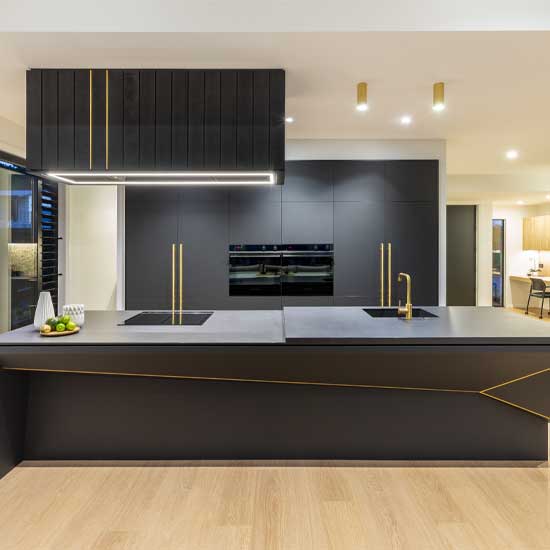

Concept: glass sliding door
[[492, 219, 505, 307], [0, 162, 39, 332]]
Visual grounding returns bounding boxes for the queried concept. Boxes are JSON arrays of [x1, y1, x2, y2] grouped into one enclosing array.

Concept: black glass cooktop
[[122, 312, 213, 326]]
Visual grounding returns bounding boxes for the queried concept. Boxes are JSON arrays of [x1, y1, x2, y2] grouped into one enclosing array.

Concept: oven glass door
[[281, 247, 334, 296], [229, 250, 282, 296]]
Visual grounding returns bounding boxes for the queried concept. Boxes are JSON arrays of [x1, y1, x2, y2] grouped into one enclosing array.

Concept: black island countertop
[[1, 306, 550, 346]]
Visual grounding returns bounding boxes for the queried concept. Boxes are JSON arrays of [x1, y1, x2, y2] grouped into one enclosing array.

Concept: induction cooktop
[[122, 311, 213, 326]]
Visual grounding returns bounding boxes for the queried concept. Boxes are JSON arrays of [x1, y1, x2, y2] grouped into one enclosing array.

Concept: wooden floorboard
[[0, 461, 548, 550]]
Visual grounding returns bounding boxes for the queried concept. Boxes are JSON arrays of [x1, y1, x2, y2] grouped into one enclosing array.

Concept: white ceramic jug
[[33, 291, 55, 330]]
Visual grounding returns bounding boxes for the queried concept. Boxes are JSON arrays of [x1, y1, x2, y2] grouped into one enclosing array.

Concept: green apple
[[55, 323, 66, 332], [59, 315, 71, 325], [66, 321, 76, 331]]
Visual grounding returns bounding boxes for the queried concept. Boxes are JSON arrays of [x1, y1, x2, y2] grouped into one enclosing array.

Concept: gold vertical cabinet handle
[[379, 243, 385, 307], [179, 244, 183, 325], [387, 242, 392, 307], [89, 69, 93, 170], [172, 244, 176, 325], [105, 69, 109, 170]]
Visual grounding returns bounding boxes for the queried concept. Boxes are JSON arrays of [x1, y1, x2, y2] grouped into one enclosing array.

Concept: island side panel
[[0, 371, 28, 479], [24, 372, 547, 461]]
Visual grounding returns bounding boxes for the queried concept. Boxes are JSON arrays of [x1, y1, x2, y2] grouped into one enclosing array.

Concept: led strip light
[[46, 171, 277, 186]]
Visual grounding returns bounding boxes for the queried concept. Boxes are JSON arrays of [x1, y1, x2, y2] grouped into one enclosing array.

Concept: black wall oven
[[229, 244, 333, 297]]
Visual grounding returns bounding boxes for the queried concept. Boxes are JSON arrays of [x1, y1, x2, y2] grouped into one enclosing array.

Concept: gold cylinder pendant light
[[433, 82, 445, 111], [356, 82, 368, 112]]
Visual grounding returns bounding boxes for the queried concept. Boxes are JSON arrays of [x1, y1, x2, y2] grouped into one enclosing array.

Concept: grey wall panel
[[333, 160, 386, 202], [334, 202, 384, 304], [282, 296, 334, 307], [447, 205, 477, 306], [283, 161, 333, 202], [282, 202, 333, 243]]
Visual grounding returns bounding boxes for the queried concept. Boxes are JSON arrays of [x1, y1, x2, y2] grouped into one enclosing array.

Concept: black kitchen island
[[0, 307, 548, 479]]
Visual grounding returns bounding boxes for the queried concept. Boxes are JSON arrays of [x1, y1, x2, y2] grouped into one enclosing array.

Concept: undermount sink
[[364, 308, 438, 319]]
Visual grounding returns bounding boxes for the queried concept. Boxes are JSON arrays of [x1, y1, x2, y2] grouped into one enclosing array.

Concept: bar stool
[[525, 278, 550, 319]]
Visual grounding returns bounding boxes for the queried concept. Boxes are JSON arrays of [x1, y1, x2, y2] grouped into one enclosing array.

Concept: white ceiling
[[0, 30, 550, 202], [2, 0, 550, 32]]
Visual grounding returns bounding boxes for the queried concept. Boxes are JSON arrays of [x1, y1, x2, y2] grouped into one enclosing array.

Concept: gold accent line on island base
[[89, 69, 93, 170], [480, 367, 550, 393], [480, 391, 549, 421], [0, 366, 476, 393], [105, 70, 109, 170]]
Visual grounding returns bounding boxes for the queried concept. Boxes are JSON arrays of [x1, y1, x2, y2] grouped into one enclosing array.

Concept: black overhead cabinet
[[26, 68, 285, 177]]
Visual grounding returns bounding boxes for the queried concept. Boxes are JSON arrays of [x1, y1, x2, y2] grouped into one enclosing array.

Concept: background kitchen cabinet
[[333, 202, 384, 306], [333, 161, 386, 306], [282, 203, 333, 244], [283, 161, 333, 202], [385, 202, 439, 306], [178, 193, 229, 310], [125, 188, 179, 310], [384, 160, 438, 202], [125, 160, 439, 310], [229, 187, 282, 245]]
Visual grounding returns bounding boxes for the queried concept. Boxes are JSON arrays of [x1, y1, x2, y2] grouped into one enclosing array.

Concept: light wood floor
[[0, 461, 548, 550]]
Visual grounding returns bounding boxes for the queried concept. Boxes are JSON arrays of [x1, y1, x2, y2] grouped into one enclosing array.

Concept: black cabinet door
[[283, 161, 333, 202], [384, 160, 438, 202], [125, 188, 180, 310], [385, 202, 439, 306], [332, 160, 386, 202], [177, 191, 229, 310], [334, 202, 384, 305]]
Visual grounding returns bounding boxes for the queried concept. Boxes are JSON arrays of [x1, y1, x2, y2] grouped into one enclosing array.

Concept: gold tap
[[397, 272, 413, 320]]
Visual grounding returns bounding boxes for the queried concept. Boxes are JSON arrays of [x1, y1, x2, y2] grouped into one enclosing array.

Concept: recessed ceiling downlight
[[285, 116, 295, 123], [400, 115, 412, 126], [46, 171, 277, 186], [432, 82, 445, 112], [506, 149, 519, 160], [356, 82, 368, 112]]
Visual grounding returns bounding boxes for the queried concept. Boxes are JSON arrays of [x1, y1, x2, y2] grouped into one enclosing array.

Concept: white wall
[[65, 185, 118, 310], [287, 139, 447, 305], [476, 202, 493, 306]]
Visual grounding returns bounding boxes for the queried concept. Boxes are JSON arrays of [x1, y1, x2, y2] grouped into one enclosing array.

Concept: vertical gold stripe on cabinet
[[380, 243, 384, 307], [387, 242, 392, 307], [105, 70, 109, 170], [172, 244, 176, 325], [89, 69, 93, 170], [179, 244, 183, 325]]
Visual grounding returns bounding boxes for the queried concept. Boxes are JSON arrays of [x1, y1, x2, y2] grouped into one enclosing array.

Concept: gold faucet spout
[[397, 272, 413, 320]]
